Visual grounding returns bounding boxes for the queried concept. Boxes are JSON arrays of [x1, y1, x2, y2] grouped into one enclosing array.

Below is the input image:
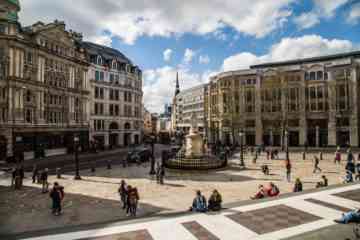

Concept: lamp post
[[239, 131, 245, 167], [285, 129, 289, 162], [149, 135, 156, 175], [74, 136, 81, 180]]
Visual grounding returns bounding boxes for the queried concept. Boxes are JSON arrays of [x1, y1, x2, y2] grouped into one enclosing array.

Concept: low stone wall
[[164, 154, 226, 170]]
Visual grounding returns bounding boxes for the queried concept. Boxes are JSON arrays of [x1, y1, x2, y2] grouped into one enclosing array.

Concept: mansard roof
[[82, 41, 132, 65], [251, 50, 360, 69]]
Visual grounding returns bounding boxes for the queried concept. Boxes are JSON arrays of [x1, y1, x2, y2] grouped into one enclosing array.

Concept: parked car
[[126, 147, 151, 163]]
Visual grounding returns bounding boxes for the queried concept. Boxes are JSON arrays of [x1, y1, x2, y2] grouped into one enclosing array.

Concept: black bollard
[[107, 160, 111, 169]]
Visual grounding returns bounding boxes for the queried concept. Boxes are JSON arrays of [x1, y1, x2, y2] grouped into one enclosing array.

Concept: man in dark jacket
[[41, 168, 49, 193], [50, 182, 64, 216]]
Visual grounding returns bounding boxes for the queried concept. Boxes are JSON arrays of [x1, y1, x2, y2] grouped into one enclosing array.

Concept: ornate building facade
[[0, 0, 90, 161], [205, 51, 360, 148], [83, 42, 142, 149]]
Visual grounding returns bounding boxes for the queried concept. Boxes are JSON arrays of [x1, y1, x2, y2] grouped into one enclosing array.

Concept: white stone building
[[83, 42, 143, 149]]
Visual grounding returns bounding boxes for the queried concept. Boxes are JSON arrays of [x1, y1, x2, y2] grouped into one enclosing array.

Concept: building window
[[97, 56, 103, 65], [0, 25, 6, 34]]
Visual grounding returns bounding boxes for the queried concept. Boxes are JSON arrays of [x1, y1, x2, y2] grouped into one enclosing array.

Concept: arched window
[[97, 56, 103, 65], [26, 90, 31, 102], [124, 122, 131, 129], [109, 122, 119, 130]]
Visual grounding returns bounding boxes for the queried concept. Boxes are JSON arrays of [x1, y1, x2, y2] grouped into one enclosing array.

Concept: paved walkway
[[11, 183, 360, 240]]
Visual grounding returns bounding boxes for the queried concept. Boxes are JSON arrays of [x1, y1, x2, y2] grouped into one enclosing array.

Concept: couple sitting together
[[190, 190, 222, 212], [251, 182, 280, 200]]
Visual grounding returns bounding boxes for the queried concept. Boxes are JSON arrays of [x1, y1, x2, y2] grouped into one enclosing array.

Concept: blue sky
[[21, 0, 360, 113]]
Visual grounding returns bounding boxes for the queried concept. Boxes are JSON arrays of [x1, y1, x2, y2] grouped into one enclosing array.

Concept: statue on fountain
[[185, 113, 204, 158]]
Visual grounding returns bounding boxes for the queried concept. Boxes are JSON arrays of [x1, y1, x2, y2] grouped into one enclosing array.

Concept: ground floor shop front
[[90, 130, 141, 150], [0, 127, 89, 162]]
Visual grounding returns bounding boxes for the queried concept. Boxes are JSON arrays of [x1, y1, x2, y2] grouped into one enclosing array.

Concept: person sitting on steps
[[208, 189, 222, 211], [251, 185, 266, 200], [334, 209, 360, 224], [190, 190, 207, 212]]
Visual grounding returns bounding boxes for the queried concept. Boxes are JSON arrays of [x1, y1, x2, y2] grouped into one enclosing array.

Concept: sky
[[19, 0, 360, 113]]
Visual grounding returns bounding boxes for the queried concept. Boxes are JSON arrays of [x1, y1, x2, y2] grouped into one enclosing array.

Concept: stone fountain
[[164, 113, 225, 170], [184, 114, 204, 158]]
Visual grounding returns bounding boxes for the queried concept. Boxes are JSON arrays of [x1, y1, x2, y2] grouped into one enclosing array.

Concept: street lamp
[[285, 129, 289, 162], [239, 131, 245, 167], [74, 136, 81, 180], [149, 135, 156, 175]]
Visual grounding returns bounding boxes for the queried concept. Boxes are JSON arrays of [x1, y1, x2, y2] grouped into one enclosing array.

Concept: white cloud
[[184, 48, 196, 64], [222, 35, 355, 71], [314, 0, 349, 18], [20, 0, 294, 45], [347, 3, 360, 24], [87, 35, 113, 47], [143, 66, 211, 113], [213, 30, 227, 41], [294, 0, 349, 29], [163, 48, 173, 62], [294, 12, 320, 29], [199, 55, 210, 64]]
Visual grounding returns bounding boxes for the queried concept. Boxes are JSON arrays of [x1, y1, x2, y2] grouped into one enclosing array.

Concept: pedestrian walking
[[118, 180, 127, 209], [41, 168, 49, 193], [319, 151, 323, 161], [335, 147, 341, 164], [32, 164, 38, 183], [347, 148, 354, 163], [313, 156, 322, 173], [126, 186, 139, 217], [285, 160, 292, 182], [50, 182, 64, 216]]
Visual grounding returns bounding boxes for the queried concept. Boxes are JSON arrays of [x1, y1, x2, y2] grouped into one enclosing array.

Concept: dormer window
[[97, 56, 103, 65], [112, 60, 117, 69]]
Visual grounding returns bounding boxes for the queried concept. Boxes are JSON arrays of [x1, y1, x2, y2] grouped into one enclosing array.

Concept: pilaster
[[327, 70, 337, 146]]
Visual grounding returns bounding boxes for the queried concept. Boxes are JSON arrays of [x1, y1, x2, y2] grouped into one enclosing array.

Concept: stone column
[[327, 71, 337, 146], [316, 126, 320, 147], [350, 67, 359, 147], [255, 74, 263, 145]]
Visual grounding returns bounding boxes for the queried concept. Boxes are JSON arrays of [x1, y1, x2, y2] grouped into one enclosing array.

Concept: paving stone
[[334, 189, 360, 202], [77, 229, 153, 240], [304, 198, 352, 212], [227, 204, 322, 234], [182, 221, 219, 240]]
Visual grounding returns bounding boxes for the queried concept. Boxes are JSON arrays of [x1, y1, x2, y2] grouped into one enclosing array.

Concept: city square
[[1, 0, 360, 239]]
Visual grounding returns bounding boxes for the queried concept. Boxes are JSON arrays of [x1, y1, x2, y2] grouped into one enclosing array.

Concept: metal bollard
[[56, 168, 61, 179], [107, 160, 111, 169]]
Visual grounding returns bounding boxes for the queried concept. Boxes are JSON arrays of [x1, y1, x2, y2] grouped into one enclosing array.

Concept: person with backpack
[[128, 187, 140, 217], [267, 182, 280, 197], [190, 190, 207, 212], [50, 182, 64, 216]]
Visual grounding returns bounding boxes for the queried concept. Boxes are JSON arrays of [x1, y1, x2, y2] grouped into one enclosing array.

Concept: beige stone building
[[83, 42, 142, 149], [205, 51, 360, 148], [0, 0, 90, 161], [143, 107, 152, 136]]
